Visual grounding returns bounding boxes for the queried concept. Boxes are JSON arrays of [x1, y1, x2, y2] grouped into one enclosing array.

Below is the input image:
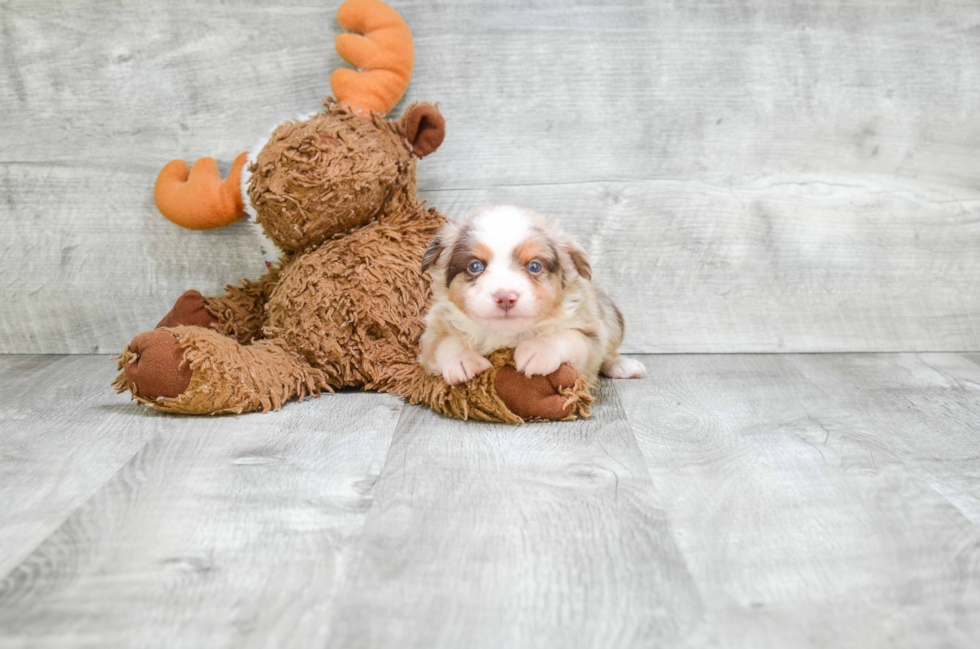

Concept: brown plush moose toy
[[115, 0, 592, 422]]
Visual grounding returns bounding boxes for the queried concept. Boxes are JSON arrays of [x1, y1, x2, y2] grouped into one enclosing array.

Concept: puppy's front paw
[[515, 338, 564, 377], [442, 350, 493, 385]]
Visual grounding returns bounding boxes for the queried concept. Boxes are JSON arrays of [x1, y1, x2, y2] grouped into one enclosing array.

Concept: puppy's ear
[[422, 222, 458, 273], [561, 236, 592, 281], [422, 236, 445, 273]]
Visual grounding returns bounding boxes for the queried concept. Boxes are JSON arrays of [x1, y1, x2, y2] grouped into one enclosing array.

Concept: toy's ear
[[403, 103, 445, 157]]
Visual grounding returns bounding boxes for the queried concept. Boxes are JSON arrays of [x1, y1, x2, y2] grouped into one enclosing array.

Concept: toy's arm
[[153, 267, 279, 345], [404, 349, 594, 424], [204, 268, 281, 344]]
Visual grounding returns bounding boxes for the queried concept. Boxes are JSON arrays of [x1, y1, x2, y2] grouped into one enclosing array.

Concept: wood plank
[[785, 353, 980, 525], [409, 0, 980, 191], [615, 354, 980, 648], [3, 352, 979, 646], [324, 382, 702, 649], [0, 1, 342, 165], [0, 356, 153, 578], [4, 0, 979, 187], [2, 0, 980, 353], [0, 163, 268, 354], [0, 380, 403, 647]]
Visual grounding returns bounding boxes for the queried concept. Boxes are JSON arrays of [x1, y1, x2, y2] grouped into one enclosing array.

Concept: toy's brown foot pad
[[156, 290, 217, 329], [122, 331, 192, 400], [495, 363, 579, 420]]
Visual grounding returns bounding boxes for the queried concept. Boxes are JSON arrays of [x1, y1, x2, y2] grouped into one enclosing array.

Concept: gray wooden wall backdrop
[[2, 0, 979, 354]]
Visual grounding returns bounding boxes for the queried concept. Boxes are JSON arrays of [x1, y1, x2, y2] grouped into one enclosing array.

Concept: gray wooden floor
[[1, 353, 978, 648]]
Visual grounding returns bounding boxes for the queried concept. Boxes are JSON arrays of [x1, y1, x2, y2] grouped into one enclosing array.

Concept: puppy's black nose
[[493, 291, 519, 311]]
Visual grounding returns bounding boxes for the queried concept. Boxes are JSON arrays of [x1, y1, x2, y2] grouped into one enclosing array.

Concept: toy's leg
[[155, 271, 279, 345], [402, 349, 594, 424], [114, 326, 335, 414]]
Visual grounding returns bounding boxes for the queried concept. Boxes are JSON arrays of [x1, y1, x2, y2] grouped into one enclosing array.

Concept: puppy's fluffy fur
[[420, 205, 645, 385]]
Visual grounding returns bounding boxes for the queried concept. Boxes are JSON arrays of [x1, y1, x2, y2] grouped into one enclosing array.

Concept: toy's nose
[[493, 291, 519, 311]]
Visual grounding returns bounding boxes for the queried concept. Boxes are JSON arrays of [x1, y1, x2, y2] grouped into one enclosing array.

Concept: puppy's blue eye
[[527, 260, 543, 274], [468, 260, 484, 274]]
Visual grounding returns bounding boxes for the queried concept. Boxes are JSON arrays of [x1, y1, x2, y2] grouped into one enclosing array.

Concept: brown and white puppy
[[419, 205, 645, 385]]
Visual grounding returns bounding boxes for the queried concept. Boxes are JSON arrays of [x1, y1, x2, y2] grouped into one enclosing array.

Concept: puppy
[[419, 205, 646, 385]]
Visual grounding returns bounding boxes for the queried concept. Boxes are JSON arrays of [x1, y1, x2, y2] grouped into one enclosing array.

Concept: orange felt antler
[[331, 0, 414, 115], [154, 153, 248, 230]]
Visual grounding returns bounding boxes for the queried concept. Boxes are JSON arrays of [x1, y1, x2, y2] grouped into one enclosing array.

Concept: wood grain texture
[[0, 355, 153, 579], [324, 382, 702, 649], [2, 0, 979, 353], [786, 353, 980, 526], [0, 164, 268, 354], [1, 353, 980, 646], [0, 356, 403, 648], [615, 354, 980, 649]]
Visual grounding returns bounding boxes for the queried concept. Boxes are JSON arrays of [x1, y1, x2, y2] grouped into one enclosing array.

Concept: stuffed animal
[[114, 0, 593, 423]]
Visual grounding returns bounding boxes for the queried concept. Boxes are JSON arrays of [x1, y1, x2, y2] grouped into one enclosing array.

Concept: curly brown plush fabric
[[115, 101, 593, 422]]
